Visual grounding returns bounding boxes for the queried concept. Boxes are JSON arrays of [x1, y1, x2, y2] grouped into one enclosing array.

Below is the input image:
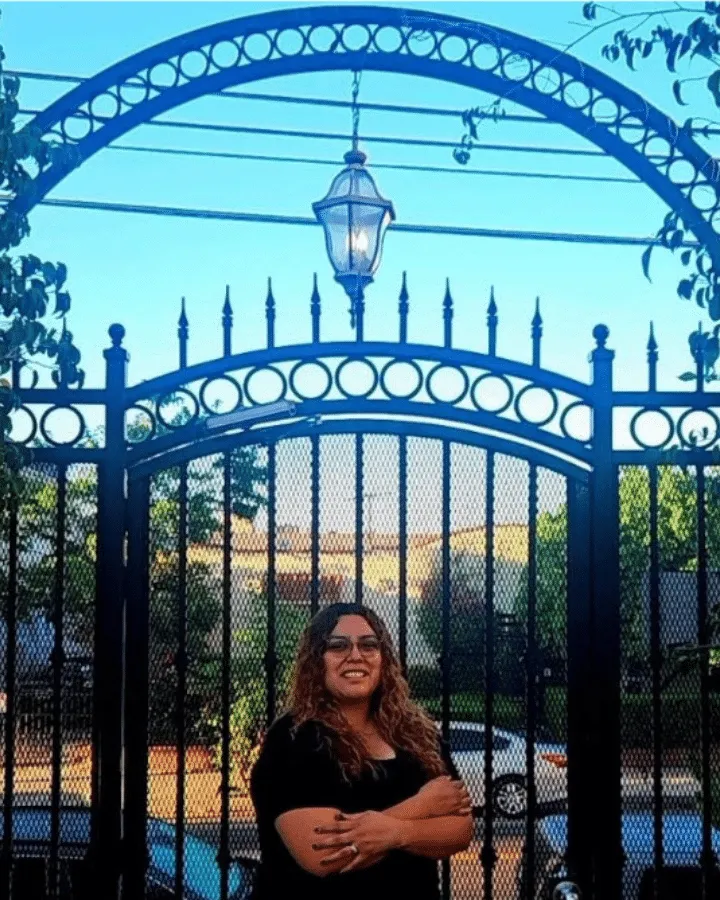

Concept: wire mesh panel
[[0, 463, 98, 900], [130, 435, 581, 900], [142, 446, 269, 899], [617, 464, 720, 900]]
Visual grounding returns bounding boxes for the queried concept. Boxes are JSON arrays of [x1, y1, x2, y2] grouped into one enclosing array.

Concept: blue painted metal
[[5, 6, 720, 898], [589, 325, 622, 900], [8, 286, 720, 900], [9, 5, 720, 274]]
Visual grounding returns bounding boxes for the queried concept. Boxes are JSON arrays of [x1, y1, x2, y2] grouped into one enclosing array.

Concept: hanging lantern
[[312, 71, 395, 332], [313, 147, 395, 302]]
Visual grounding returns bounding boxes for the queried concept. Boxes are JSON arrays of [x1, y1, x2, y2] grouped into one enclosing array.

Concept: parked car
[[438, 721, 568, 819], [518, 811, 720, 899], [0, 805, 258, 899]]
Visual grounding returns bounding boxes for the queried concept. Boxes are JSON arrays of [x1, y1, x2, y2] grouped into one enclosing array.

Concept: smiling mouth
[[341, 671, 369, 680]]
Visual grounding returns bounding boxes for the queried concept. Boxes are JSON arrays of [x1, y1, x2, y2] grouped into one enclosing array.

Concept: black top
[[249, 712, 461, 900]]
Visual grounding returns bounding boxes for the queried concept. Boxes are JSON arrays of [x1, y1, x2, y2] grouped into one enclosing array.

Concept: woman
[[249, 602, 474, 900]]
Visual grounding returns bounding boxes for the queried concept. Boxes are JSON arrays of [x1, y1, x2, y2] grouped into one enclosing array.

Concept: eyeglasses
[[324, 636, 381, 655]]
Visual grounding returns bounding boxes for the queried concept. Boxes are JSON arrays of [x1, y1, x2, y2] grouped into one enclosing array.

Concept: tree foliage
[[581, 2, 720, 324], [208, 597, 308, 793], [514, 465, 720, 672], [453, 2, 720, 347], [416, 547, 526, 692], [0, 18, 82, 507], [0, 440, 270, 762]]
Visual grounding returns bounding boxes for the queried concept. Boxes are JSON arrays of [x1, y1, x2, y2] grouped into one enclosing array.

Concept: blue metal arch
[[11, 4, 720, 266], [119, 340, 595, 475], [126, 416, 592, 482], [123, 341, 592, 405]]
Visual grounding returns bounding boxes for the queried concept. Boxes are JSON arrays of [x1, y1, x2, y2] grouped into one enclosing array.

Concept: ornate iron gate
[[4, 275, 720, 900], [3, 6, 720, 900]]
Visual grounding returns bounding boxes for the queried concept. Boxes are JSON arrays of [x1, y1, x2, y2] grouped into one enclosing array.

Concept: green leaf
[[667, 33, 684, 72], [641, 245, 653, 281], [678, 278, 694, 299], [678, 372, 697, 381], [707, 69, 720, 106], [672, 80, 688, 106], [55, 262, 67, 290], [582, 2, 597, 20], [54, 291, 71, 315], [670, 229, 685, 250], [41, 261, 56, 284], [710, 291, 720, 320], [679, 34, 693, 59], [681, 249, 693, 265]]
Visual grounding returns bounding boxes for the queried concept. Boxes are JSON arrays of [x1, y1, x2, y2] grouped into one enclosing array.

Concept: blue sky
[[3, 0, 718, 396]]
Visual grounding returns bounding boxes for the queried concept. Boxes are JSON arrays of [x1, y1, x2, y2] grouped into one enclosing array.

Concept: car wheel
[[492, 775, 527, 819]]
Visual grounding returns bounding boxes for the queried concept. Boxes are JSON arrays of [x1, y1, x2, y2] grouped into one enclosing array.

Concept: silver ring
[[349, 843, 359, 856]]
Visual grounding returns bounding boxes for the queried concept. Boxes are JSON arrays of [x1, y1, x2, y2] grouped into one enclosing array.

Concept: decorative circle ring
[[243, 365, 288, 406], [628, 407, 675, 450], [125, 404, 157, 443], [676, 407, 720, 449], [335, 357, 379, 399], [513, 384, 559, 427], [9, 405, 38, 446], [156, 388, 200, 430], [379, 359, 424, 401], [39, 405, 86, 447], [470, 373, 514, 415], [559, 400, 594, 444], [289, 359, 333, 401], [426, 363, 469, 406], [199, 375, 243, 416]]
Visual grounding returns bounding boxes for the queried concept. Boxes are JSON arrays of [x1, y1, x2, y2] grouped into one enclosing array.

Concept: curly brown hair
[[275, 603, 448, 784]]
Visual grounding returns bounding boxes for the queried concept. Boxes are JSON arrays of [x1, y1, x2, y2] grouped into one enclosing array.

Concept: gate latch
[[553, 882, 581, 900]]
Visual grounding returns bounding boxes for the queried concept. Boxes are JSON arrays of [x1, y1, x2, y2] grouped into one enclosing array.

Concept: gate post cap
[[592, 324, 609, 347], [108, 323, 126, 347]]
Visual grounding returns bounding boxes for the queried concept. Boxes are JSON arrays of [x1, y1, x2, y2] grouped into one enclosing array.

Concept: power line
[[2, 67, 556, 125], [10, 66, 720, 138], [39, 196, 699, 248], [110, 142, 639, 185], [17, 107, 624, 160]]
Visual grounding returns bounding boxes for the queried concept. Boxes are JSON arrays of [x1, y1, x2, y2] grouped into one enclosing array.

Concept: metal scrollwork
[[289, 360, 333, 401], [676, 407, 720, 450], [628, 407, 677, 451], [123, 344, 593, 471], [198, 374, 243, 416], [379, 358, 424, 401], [8, 405, 39, 446], [39, 405, 87, 447], [624, 404, 720, 452]]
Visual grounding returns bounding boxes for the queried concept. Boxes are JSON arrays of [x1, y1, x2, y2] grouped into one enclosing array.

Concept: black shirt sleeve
[[437, 736, 461, 781], [250, 717, 342, 825]]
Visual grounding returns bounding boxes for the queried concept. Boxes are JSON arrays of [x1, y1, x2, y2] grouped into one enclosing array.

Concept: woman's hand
[[312, 811, 403, 874], [416, 775, 473, 818]]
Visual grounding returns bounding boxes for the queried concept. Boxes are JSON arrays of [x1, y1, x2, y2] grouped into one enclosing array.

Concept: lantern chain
[[351, 69, 362, 152]]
